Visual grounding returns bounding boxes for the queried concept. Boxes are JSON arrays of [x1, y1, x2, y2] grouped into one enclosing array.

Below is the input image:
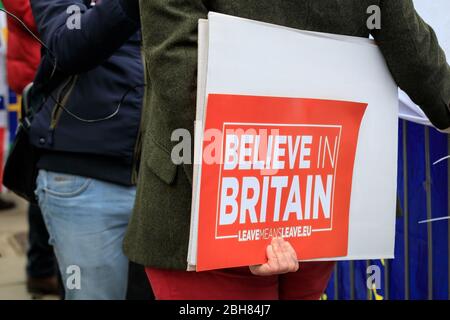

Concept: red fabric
[[2, 0, 41, 94], [146, 261, 335, 300]]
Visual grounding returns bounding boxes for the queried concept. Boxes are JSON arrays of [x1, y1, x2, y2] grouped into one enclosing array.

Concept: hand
[[249, 237, 299, 276]]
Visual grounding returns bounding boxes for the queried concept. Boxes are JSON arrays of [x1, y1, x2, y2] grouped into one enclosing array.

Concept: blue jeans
[[35, 170, 136, 300]]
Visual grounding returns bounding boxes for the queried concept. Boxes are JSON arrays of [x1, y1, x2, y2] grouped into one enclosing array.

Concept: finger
[[250, 245, 278, 276], [273, 238, 285, 257], [277, 238, 292, 260], [250, 263, 272, 276], [281, 239, 298, 260], [280, 239, 299, 272], [286, 253, 299, 272], [271, 237, 281, 252], [279, 238, 296, 258], [278, 240, 294, 273], [279, 238, 291, 255], [266, 244, 276, 261], [273, 240, 291, 273], [288, 246, 299, 265], [266, 244, 280, 271], [270, 239, 285, 269]]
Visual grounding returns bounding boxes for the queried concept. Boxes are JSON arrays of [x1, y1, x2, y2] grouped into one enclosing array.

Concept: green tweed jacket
[[123, 0, 450, 270]]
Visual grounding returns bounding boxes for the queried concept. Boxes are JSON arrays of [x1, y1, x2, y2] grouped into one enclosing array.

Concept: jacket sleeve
[[30, 0, 140, 74], [2, 0, 38, 33], [371, 0, 450, 131], [139, 0, 208, 184]]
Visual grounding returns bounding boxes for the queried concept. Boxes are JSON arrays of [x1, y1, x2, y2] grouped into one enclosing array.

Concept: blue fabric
[[390, 120, 406, 300], [325, 122, 449, 300], [8, 89, 18, 143], [353, 261, 368, 300], [35, 170, 136, 300], [337, 261, 351, 300], [429, 129, 449, 299], [324, 269, 336, 300], [406, 123, 429, 300]]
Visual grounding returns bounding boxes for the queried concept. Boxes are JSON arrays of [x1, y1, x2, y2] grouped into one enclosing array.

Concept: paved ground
[[0, 193, 58, 300]]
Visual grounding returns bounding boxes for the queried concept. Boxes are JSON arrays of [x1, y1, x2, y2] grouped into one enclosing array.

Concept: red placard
[[196, 94, 367, 271]]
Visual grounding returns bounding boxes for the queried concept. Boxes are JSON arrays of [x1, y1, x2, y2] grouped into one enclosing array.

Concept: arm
[[139, 2, 300, 276], [2, 0, 38, 33], [139, 0, 209, 184], [371, 0, 450, 131], [30, 0, 140, 74]]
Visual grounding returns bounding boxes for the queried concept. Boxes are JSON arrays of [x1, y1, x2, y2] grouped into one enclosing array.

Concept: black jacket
[[29, 0, 144, 185]]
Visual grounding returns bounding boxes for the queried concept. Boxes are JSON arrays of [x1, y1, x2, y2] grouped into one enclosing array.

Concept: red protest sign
[[195, 94, 367, 271]]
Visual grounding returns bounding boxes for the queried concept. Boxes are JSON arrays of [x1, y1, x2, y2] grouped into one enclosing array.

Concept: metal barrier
[[325, 120, 450, 300]]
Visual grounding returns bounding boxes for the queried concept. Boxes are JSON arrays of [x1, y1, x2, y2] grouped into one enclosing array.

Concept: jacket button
[[39, 138, 46, 145]]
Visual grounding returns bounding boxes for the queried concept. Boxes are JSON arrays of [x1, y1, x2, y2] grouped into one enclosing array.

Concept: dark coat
[[29, 0, 144, 185]]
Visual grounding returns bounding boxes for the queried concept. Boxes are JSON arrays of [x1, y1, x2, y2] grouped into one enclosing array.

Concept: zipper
[[47, 75, 78, 145], [50, 75, 78, 129]]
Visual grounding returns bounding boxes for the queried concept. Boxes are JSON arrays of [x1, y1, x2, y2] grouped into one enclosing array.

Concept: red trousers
[[146, 261, 335, 300]]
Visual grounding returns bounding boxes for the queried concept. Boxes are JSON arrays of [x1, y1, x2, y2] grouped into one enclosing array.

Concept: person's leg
[[35, 170, 135, 300], [26, 203, 59, 295], [126, 261, 155, 300], [27, 204, 57, 277], [146, 267, 278, 300], [279, 261, 335, 300]]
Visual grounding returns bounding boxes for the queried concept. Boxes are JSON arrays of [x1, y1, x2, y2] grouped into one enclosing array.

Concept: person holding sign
[[123, 0, 450, 299]]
